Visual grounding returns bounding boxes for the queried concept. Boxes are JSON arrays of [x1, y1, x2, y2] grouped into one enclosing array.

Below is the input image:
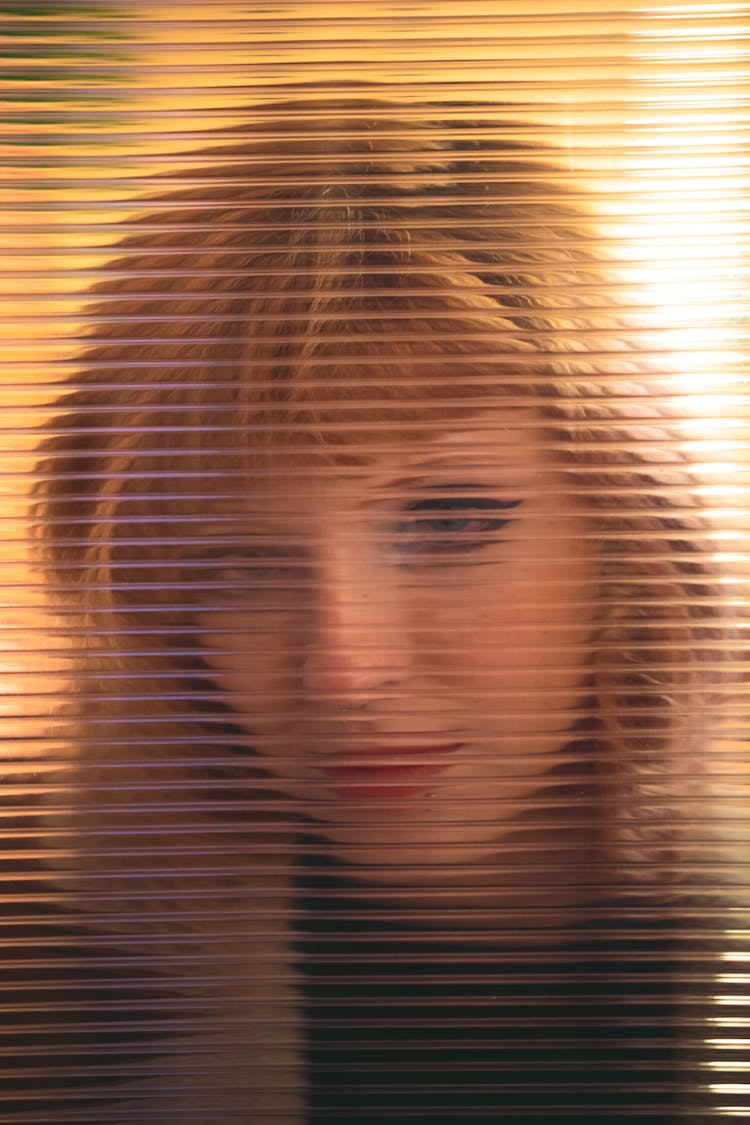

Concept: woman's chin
[[317, 823, 595, 884], [316, 835, 600, 936], [323, 836, 503, 879], [306, 798, 522, 869]]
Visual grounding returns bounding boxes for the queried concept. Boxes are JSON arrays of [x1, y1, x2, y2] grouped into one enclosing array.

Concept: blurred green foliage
[[1, 1, 134, 134]]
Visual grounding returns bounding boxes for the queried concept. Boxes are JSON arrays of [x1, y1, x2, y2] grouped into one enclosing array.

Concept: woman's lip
[[319, 744, 460, 799]]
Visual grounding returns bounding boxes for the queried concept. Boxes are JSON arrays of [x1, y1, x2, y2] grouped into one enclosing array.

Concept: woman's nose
[[300, 558, 409, 705]]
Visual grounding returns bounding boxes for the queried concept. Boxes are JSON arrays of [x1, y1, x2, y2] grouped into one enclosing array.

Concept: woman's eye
[[188, 550, 308, 599], [394, 496, 522, 556]]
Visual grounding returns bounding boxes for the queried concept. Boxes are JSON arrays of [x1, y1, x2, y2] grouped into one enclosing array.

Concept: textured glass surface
[[2, 3, 749, 1122]]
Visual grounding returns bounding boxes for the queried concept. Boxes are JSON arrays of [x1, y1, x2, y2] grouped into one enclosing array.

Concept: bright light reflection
[[624, 10, 748, 440], [627, 13, 750, 1115]]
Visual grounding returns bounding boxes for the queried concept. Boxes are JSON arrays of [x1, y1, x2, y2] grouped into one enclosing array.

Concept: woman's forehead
[[223, 409, 550, 510], [247, 406, 536, 463]]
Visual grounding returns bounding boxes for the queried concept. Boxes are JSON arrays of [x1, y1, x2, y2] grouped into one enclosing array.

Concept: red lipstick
[[320, 744, 460, 799]]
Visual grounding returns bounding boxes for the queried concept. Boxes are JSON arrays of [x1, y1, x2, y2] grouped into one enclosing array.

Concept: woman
[[33, 96, 727, 1122]]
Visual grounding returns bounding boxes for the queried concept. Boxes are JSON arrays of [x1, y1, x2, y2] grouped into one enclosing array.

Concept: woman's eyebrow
[[410, 481, 503, 491], [380, 478, 520, 499]]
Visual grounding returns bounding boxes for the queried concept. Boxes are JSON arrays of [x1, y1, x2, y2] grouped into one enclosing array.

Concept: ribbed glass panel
[[3, 2, 749, 1122]]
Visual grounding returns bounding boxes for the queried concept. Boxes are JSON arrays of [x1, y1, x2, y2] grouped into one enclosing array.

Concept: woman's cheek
[[198, 615, 300, 708]]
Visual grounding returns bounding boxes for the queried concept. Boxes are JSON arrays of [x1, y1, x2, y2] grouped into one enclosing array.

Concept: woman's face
[[195, 410, 598, 885]]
